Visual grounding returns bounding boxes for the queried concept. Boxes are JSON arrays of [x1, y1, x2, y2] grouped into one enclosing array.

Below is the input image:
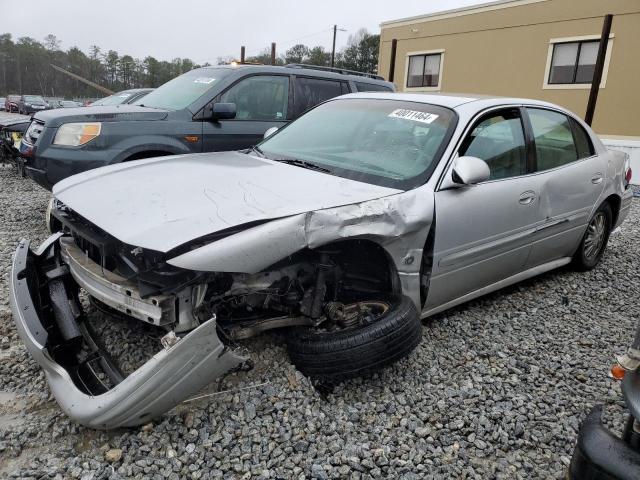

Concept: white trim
[[381, 0, 549, 29], [403, 49, 445, 92], [542, 34, 614, 90]]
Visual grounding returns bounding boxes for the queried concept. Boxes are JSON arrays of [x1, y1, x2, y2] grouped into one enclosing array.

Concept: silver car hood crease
[[53, 151, 402, 252]]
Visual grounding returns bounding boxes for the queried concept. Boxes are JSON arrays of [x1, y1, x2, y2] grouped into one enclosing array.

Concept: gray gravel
[[0, 163, 638, 479]]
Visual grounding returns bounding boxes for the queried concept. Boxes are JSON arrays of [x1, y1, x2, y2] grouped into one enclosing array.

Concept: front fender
[[167, 188, 435, 309]]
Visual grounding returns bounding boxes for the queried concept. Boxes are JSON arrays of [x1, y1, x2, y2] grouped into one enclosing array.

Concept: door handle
[[519, 191, 536, 205], [591, 173, 603, 184]]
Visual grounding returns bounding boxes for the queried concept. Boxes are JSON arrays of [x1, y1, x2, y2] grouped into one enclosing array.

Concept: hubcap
[[583, 212, 606, 259]]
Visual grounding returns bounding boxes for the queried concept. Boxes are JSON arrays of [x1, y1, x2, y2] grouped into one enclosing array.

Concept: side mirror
[[207, 102, 236, 121], [263, 126, 279, 139], [451, 156, 490, 186]]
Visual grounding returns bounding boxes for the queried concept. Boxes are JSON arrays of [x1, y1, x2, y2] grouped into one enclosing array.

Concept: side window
[[527, 108, 578, 171], [459, 108, 527, 180], [355, 82, 393, 92], [570, 118, 595, 159], [220, 75, 289, 121], [293, 77, 345, 118]]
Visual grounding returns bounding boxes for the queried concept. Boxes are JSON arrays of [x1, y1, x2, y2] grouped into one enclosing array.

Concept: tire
[[572, 201, 613, 271], [286, 295, 422, 382]]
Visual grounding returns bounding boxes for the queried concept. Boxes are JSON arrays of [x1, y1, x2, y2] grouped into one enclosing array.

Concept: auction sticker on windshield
[[388, 109, 439, 124], [194, 77, 216, 84]]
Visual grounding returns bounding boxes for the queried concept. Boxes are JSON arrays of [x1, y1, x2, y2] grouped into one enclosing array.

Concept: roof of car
[[338, 91, 560, 110], [197, 64, 392, 85]]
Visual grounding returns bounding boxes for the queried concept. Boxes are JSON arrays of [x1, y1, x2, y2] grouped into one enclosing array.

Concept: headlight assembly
[[53, 122, 101, 146]]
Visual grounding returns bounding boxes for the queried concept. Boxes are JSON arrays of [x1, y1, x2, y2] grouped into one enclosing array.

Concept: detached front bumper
[[10, 235, 246, 429], [569, 405, 640, 480]]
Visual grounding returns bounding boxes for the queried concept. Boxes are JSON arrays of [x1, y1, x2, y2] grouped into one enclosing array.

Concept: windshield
[[258, 98, 456, 189], [92, 91, 136, 106], [133, 68, 231, 110], [25, 95, 45, 103]]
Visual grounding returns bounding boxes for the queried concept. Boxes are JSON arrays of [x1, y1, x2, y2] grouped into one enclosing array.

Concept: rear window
[[293, 77, 348, 118], [355, 82, 393, 92]]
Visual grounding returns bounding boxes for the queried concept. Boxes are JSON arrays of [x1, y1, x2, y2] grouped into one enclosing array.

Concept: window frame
[[542, 34, 614, 90], [457, 107, 532, 182], [212, 73, 294, 121], [291, 75, 350, 119], [404, 49, 445, 92], [523, 106, 597, 173]]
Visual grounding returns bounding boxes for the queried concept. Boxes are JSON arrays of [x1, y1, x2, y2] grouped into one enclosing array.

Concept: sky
[[2, 0, 486, 64]]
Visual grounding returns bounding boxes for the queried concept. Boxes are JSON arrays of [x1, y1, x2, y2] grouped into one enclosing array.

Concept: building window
[[548, 40, 599, 84], [407, 53, 442, 88]]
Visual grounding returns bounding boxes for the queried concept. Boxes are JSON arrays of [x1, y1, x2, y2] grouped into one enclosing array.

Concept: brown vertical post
[[388, 39, 398, 83], [240, 46, 245, 64], [331, 25, 337, 67], [271, 43, 276, 65], [585, 14, 613, 126]]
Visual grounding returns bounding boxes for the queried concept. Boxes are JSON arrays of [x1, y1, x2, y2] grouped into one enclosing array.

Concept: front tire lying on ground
[[572, 201, 613, 271], [286, 295, 422, 382]]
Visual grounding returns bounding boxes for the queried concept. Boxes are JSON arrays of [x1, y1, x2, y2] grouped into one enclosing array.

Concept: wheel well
[[603, 194, 621, 229], [123, 150, 173, 162]]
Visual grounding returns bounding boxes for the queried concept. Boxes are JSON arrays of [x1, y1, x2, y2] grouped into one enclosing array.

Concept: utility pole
[[271, 42, 276, 65], [585, 14, 613, 126], [331, 25, 346, 68]]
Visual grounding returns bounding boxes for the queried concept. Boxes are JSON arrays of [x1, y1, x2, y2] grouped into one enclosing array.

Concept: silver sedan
[[10, 93, 634, 428]]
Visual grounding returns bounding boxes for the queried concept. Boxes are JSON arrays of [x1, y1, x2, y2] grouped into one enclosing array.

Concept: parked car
[[569, 324, 640, 478], [0, 97, 5, 111], [19, 65, 393, 190], [9, 93, 633, 428], [90, 88, 153, 106], [15, 95, 51, 115], [5, 94, 21, 113]]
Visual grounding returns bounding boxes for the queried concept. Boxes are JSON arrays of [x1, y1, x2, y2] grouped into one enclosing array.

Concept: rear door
[[291, 76, 350, 119], [427, 107, 541, 310], [201, 74, 291, 152], [524, 107, 606, 266]]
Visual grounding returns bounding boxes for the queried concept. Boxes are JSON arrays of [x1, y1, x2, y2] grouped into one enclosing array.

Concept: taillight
[[625, 167, 633, 185]]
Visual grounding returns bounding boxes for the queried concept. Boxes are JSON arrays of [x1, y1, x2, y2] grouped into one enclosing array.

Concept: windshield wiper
[[248, 145, 265, 158], [272, 158, 331, 173]]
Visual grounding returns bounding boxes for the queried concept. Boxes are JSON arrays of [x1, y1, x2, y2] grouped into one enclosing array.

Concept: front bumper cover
[[569, 405, 640, 480], [10, 235, 246, 429]]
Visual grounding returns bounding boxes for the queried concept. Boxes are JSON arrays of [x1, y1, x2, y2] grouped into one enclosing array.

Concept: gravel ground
[[0, 163, 638, 479]]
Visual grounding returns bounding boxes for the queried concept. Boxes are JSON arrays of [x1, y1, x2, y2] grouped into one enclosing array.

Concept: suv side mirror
[[451, 156, 490, 186], [206, 102, 236, 121]]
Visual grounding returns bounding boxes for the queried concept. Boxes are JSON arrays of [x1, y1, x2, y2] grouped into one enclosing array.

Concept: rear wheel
[[286, 295, 422, 382], [572, 202, 612, 270]]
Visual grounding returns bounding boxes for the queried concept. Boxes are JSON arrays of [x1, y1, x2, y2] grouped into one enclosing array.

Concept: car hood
[[34, 105, 168, 127], [53, 151, 401, 253]]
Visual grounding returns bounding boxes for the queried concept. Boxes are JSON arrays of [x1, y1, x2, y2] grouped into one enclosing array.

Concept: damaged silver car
[[10, 93, 634, 428]]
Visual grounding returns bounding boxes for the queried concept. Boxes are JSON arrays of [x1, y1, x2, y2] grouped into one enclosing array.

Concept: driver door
[[202, 74, 290, 152], [426, 107, 542, 310]]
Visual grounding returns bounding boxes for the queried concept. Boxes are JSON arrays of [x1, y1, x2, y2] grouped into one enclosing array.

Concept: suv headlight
[[53, 122, 101, 146]]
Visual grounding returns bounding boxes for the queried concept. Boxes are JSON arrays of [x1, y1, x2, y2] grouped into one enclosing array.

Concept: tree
[[338, 28, 379, 73], [43, 34, 61, 52], [285, 44, 309, 64], [305, 46, 330, 67]]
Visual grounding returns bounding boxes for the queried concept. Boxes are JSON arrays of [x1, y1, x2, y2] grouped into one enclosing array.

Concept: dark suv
[[15, 95, 50, 115], [20, 64, 393, 190]]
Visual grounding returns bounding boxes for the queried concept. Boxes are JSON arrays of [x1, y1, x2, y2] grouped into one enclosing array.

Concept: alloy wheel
[[584, 212, 606, 259]]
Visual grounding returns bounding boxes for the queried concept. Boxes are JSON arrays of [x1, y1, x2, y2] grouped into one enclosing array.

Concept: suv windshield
[[258, 98, 456, 190], [92, 91, 135, 106], [133, 68, 231, 110], [25, 95, 45, 103]]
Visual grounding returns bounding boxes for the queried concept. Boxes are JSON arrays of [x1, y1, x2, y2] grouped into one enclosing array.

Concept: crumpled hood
[[53, 151, 401, 252], [34, 105, 168, 127]]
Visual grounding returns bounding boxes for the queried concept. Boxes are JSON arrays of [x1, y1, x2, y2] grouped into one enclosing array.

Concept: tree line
[[0, 29, 379, 100]]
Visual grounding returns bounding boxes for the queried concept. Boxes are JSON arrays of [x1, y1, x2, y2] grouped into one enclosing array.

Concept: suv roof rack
[[285, 64, 385, 81]]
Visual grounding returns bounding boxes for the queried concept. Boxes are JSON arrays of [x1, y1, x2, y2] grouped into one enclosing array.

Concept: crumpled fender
[[167, 188, 435, 308]]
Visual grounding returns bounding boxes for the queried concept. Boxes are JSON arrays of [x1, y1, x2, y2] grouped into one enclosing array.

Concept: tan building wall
[[379, 0, 640, 137]]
